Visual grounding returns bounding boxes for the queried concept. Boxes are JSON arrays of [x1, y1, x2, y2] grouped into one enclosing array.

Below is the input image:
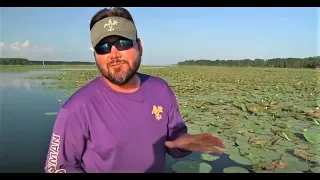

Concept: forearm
[[166, 147, 192, 158], [166, 133, 192, 158], [165, 82, 192, 158]]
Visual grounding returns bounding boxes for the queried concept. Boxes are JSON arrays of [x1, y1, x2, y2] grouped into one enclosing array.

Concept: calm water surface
[[0, 70, 69, 173], [0, 70, 234, 173]]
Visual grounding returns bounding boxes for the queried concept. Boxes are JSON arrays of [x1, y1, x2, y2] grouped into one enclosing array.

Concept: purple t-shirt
[[44, 73, 191, 173]]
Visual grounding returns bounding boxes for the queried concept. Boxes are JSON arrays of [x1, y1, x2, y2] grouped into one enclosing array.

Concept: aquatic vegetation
[[303, 129, 320, 144], [223, 166, 249, 173], [32, 66, 320, 173], [0, 65, 96, 72], [171, 160, 212, 173], [44, 112, 58, 116]]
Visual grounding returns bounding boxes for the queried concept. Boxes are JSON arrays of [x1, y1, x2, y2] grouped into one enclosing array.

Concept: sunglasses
[[94, 39, 134, 55]]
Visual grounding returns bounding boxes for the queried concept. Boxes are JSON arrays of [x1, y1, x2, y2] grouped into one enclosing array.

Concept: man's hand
[[165, 133, 225, 154]]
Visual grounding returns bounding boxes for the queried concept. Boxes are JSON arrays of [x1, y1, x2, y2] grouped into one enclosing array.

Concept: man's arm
[[165, 83, 192, 158], [44, 108, 87, 173]]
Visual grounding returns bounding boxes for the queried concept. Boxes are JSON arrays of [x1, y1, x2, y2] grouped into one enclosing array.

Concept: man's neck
[[102, 74, 140, 93]]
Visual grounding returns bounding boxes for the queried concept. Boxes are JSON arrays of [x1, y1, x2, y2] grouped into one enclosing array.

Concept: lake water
[[0, 70, 69, 173], [0, 70, 239, 173]]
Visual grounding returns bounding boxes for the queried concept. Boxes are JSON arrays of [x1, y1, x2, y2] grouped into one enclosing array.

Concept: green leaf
[[205, 126, 219, 133], [236, 140, 250, 146], [224, 146, 239, 155], [283, 170, 303, 173], [310, 167, 320, 173], [303, 129, 320, 144], [286, 161, 310, 172], [257, 169, 302, 173], [273, 168, 286, 173], [229, 154, 252, 165], [307, 148, 318, 155], [171, 160, 212, 173], [278, 140, 294, 147], [296, 144, 309, 150], [241, 104, 247, 112], [309, 155, 320, 163], [256, 170, 276, 173], [223, 166, 249, 173], [316, 99, 320, 107], [200, 153, 220, 161], [237, 135, 250, 142], [281, 155, 300, 162], [259, 150, 282, 160], [249, 147, 265, 156], [44, 112, 58, 116]]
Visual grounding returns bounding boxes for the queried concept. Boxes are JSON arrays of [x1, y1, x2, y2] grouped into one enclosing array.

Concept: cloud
[[89, 47, 94, 52], [0, 40, 55, 60]]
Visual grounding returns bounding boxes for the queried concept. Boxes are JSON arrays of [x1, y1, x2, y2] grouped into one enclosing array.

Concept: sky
[[0, 7, 318, 65]]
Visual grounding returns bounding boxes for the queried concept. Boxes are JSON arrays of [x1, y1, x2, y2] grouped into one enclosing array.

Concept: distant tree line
[[2, 57, 320, 68], [178, 56, 320, 69], [0, 58, 95, 65]]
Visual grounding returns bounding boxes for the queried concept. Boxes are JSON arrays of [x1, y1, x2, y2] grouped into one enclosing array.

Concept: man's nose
[[108, 46, 121, 59]]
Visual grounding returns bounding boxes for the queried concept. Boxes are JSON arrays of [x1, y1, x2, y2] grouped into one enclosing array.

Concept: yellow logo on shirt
[[152, 105, 163, 121]]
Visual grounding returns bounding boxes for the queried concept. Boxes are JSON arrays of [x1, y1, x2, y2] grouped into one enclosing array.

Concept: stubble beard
[[96, 57, 141, 86]]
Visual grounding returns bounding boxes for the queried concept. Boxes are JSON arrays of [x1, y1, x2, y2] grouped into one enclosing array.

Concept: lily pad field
[[29, 66, 320, 173]]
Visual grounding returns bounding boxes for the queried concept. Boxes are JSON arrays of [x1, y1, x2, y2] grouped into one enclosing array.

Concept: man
[[44, 7, 224, 173]]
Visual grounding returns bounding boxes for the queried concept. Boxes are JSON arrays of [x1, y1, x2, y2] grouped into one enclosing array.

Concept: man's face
[[94, 35, 142, 86]]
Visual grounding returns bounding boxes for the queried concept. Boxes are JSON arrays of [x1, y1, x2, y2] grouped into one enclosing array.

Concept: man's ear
[[93, 51, 98, 63], [137, 38, 143, 56]]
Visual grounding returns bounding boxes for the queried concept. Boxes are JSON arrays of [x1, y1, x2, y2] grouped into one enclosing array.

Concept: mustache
[[107, 59, 129, 67]]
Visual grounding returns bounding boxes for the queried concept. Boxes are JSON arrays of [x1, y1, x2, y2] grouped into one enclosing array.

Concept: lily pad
[[223, 129, 239, 136], [236, 140, 250, 146], [273, 168, 287, 173], [237, 135, 250, 142], [286, 161, 310, 172], [309, 155, 320, 163], [200, 153, 220, 161], [188, 127, 202, 134], [257, 169, 302, 173], [283, 170, 303, 173], [310, 167, 320, 173], [307, 147, 318, 155], [273, 168, 303, 173], [223, 166, 249, 173], [278, 140, 295, 147], [171, 160, 212, 173], [256, 170, 276, 173], [281, 155, 300, 162], [44, 112, 58, 116], [296, 144, 309, 150], [303, 129, 320, 144], [204, 126, 219, 134], [229, 154, 252, 165], [259, 150, 282, 160], [224, 146, 239, 155], [249, 147, 265, 156]]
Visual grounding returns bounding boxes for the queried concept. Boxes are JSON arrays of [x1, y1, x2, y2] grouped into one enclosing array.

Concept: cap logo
[[103, 19, 118, 32]]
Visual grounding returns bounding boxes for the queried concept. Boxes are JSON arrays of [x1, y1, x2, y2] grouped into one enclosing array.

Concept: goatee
[[96, 57, 141, 86]]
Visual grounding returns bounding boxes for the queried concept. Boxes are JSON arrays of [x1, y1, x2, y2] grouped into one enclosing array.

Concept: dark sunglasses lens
[[94, 39, 134, 54], [95, 43, 111, 54], [115, 40, 134, 51]]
